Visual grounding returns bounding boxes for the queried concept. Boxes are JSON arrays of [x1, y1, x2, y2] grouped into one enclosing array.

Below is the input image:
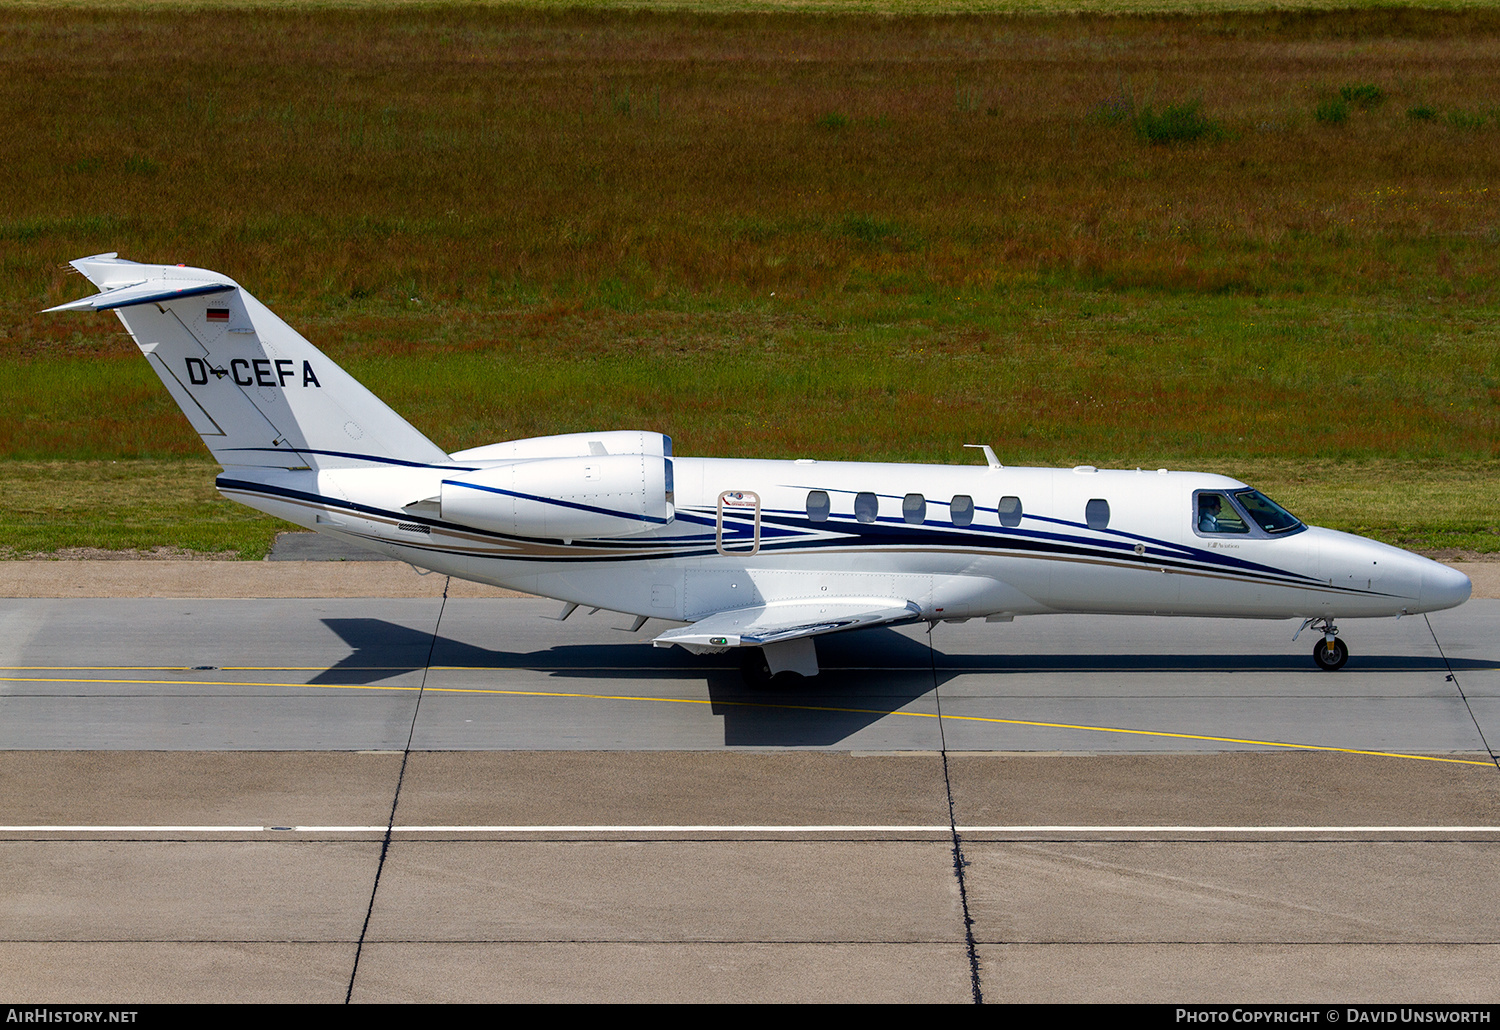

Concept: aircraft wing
[[652, 598, 922, 651]]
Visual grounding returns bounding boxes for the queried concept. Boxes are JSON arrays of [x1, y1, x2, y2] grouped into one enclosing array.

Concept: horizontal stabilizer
[[44, 280, 235, 313], [652, 598, 921, 650]]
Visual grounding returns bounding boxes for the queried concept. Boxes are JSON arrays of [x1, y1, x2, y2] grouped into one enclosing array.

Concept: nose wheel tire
[[1312, 637, 1349, 671]]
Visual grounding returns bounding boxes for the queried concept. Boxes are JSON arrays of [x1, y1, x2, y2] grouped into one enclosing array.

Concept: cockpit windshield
[[1233, 489, 1304, 534]]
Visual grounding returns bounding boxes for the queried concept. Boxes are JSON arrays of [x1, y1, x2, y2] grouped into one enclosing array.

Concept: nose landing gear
[[1297, 617, 1349, 671], [1312, 635, 1349, 671]]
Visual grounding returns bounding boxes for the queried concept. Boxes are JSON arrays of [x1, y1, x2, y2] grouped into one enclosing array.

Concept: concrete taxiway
[[0, 562, 1496, 1002]]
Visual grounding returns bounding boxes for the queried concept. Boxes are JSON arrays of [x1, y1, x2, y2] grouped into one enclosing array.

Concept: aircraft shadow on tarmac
[[313, 618, 1496, 748], [314, 618, 937, 746]]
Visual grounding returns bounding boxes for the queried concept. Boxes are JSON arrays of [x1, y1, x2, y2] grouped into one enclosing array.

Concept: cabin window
[[806, 490, 831, 523], [903, 493, 926, 524], [1196, 491, 1249, 534], [998, 495, 1023, 528], [950, 495, 974, 528], [1085, 498, 1110, 530], [854, 492, 879, 524]]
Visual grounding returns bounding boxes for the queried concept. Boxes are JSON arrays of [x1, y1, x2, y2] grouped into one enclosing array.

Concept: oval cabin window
[[903, 493, 926, 525], [806, 490, 831, 523], [950, 495, 974, 528]]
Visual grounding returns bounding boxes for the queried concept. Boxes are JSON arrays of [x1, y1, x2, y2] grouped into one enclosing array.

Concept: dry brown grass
[[13, 1, 1500, 12], [7, 6, 1500, 308]]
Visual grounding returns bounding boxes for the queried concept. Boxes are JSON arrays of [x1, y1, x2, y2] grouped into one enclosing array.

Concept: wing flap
[[652, 597, 922, 650]]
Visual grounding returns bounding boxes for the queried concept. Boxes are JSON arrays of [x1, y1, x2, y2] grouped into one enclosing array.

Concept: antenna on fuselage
[[964, 444, 1002, 469]]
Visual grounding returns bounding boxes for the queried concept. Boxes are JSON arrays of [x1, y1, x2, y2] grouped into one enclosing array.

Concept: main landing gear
[[738, 647, 806, 688], [1297, 617, 1349, 671], [737, 638, 820, 688]]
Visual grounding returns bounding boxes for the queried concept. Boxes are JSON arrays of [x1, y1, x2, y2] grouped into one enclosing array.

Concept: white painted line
[[0, 826, 264, 833], [5, 824, 1500, 834], [356, 824, 1500, 834], [328, 825, 957, 833], [959, 826, 1500, 833]]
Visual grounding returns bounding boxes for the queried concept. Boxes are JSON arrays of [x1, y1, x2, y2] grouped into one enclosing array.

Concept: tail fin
[[46, 254, 449, 470]]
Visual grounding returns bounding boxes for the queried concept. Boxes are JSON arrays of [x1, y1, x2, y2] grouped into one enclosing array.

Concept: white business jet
[[48, 255, 1471, 679]]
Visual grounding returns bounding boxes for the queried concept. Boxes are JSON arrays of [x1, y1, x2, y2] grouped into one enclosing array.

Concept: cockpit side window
[[1196, 491, 1250, 534]]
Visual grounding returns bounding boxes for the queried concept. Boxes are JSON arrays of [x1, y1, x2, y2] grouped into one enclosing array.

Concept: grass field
[[0, 461, 268, 558], [2, 4, 1497, 554], [16, 0, 1500, 13]]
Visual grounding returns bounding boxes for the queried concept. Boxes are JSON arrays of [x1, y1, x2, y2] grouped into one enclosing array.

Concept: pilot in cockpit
[[1199, 493, 1225, 533]]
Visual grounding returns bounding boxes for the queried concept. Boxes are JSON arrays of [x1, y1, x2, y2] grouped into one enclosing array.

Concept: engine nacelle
[[440, 452, 675, 540], [451, 430, 670, 464]]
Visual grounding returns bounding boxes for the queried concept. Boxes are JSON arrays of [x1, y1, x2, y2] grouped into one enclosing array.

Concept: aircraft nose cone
[[1421, 563, 1472, 611]]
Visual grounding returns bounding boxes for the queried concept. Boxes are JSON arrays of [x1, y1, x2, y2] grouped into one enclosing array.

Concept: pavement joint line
[[3, 672, 1494, 767], [1424, 612, 1499, 769], [346, 575, 448, 1004], [929, 623, 983, 1004]]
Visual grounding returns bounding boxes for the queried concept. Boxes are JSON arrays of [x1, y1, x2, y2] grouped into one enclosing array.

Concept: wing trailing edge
[[652, 598, 922, 651]]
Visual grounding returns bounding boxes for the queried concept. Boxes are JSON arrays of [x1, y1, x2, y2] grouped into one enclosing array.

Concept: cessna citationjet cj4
[[49, 255, 1471, 679]]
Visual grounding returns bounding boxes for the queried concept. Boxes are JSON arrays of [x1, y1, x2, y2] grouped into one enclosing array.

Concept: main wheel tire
[[738, 647, 774, 688], [737, 648, 805, 689], [1312, 636, 1349, 671]]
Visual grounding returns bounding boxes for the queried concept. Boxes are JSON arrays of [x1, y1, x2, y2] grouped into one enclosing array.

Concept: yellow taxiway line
[[0, 669, 1494, 768]]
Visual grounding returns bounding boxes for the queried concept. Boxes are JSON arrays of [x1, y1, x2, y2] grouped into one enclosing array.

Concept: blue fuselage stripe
[[441, 478, 672, 525], [216, 476, 1350, 590]]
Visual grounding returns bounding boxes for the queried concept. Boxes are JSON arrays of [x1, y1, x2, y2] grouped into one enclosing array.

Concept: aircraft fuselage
[[217, 456, 1470, 625]]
